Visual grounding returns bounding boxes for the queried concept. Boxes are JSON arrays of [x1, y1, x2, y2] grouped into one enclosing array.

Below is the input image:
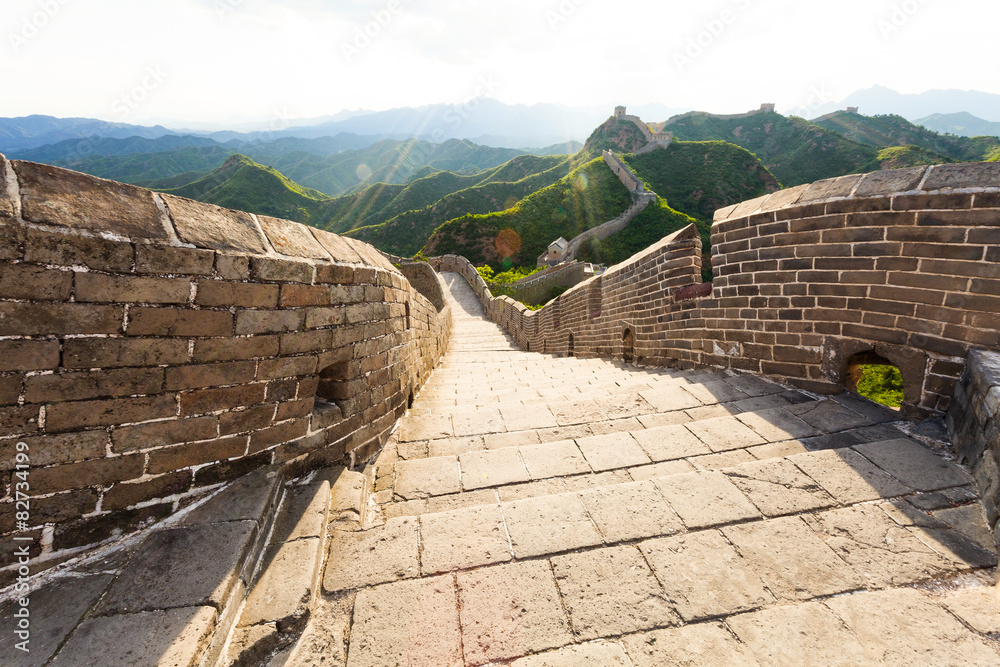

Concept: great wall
[[1, 140, 999, 663]]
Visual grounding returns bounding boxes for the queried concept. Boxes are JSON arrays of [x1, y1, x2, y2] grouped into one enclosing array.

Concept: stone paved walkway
[[294, 272, 1000, 666]]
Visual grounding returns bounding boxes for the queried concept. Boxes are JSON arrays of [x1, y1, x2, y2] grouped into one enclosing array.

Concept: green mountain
[[55, 145, 235, 184], [576, 141, 780, 271], [812, 110, 1000, 162], [160, 154, 331, 225], [664, 111, 880, 187], [874, 146, 954, 170], [914, 112, 1000, 139]]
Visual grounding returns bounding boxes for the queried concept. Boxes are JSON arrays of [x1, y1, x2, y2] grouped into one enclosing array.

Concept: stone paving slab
[[826, 587, 999, 665], [394, 456, 460, 499], [96, 521, 257, 615], [725, 458, 837, 517], [622, 623, 761, 666], [460, 448, 529, 490], [347, 575, 462, 667], [685, 416, 767, 452], [457, 560, 572, 665], [631, 423, 711, 461], [552, 545, 679, 640], [519, 439, 591, 478], [579, 480, 684, 543], [503, 492, 603, 558], [509, 641, 631, 666], [0, 574, 112, 667], [51, 606, 218, 667], [240, 536, 320, 629], [419, 504, 511, 574], [727, 601, 870, 666], [854, 438, 973, 491], [722, 516, 865, 602], [575, 431, 650, 471], [640, 531, 773, 622], [324, 517, 419, 593], [653, 471, 760, 529], [788, 447, 910, 503]]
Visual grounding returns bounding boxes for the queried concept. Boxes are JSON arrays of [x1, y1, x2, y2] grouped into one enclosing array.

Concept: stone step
[[379, 398, 911, 514], [323, 437, 992, 599], [8, 467, 285, 667], [224, 468, 366, 667]]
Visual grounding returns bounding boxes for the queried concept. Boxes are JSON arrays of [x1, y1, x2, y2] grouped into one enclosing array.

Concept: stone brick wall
[[435, 162, 1000, 419], [0, 155, 450, 573], [949, 350, 1000, 535]]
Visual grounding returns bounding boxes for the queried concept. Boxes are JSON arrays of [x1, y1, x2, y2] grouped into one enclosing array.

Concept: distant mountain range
[[788, 85, 1000, 124], [913, 112, 1000, 138]]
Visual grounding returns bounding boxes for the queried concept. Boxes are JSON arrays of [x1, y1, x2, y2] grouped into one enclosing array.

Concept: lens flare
[[356, 163, 372, 181], [495, 228, 522, 258]]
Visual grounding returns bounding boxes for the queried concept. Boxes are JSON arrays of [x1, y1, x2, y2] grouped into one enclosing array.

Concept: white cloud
[[1, 0, 998, 123]]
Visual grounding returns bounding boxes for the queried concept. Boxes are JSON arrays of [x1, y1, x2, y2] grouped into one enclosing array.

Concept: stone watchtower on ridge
[[615, 105, 627, 118]]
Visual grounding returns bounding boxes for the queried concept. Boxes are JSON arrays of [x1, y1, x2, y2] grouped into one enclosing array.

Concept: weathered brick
[[276, 397, 315, 421], [0, 340, 60, 371], [0, 303, 122, 335], [63, 337, 189, 368], [249, 418, 309, 453], [25, 368, 164, 403], [179, 383, 267, 416], [195, 281, 279, 308], [102, 471, 192, 511], [23, 228, 133, 272], [250, 256, 314, 283], [0, 430, 108, 470], [893, 193, 972, 210], [0, 375, 21, 405], [192, 451, 271, 486], [127, 307, 233, 337], [192, 335, 279, 362], [922, 162, 1000, 190], [135, 245, 215, 275], [305, 306, 346, 329], [111, 415, 218, 453], [902, 242, 985, 261], [216, 253, 250, 280], [265, 378, 299, 402], [946, 292, 1000, 313], [315, 264, 355, 284], [76, 273, 191, 304], [0, 405, 39, 436], [165, 361, 256, 390], [279, 330, 332, 355], [147, 436, 247, 474], [30, 454, 145, 494], [53, 504, 171, 551], [257, 356, 317, 380], [258, 214, 331, 259], [280, 284, 331, 307], [0, 263, 72, 300], [45, 394, 177, 432], [219, 404, 275, 436], [235, 309, 304, 335], [887, 227, 969, 243]]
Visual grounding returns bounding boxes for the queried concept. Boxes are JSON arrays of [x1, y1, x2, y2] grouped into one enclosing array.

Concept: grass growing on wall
[[856, 365, 904, 408]]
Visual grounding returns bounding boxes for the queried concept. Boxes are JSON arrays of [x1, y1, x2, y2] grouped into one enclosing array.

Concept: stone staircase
[[296, 271, 1000, 666]]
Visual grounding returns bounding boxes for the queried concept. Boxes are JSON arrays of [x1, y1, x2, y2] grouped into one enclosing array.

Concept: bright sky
[[3, 0, 998, 125]]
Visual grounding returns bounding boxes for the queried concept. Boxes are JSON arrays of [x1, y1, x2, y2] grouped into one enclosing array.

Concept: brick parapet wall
[[0, 155, 450, 575], [948, 350, 1000, 537], [436, 162, 999, 419]]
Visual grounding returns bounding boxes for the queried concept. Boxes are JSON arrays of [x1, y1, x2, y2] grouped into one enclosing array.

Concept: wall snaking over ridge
[[0, 155, 450, 579], [434, 162, 1000, 419]]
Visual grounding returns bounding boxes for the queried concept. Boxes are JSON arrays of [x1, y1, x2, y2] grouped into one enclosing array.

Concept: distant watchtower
[[846, 106, 859, 114], [615, 106, 627, 118], [759, 103, 776, 113]]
